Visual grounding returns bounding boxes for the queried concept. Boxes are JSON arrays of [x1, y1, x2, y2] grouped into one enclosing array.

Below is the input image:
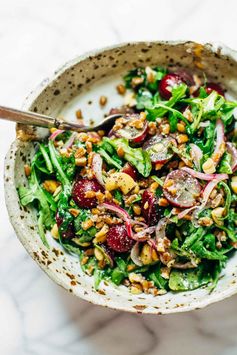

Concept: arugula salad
[[19, 66, 237, 295]]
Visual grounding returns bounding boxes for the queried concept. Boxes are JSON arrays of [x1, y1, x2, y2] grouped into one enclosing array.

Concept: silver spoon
[[0, 105, 122, 132]]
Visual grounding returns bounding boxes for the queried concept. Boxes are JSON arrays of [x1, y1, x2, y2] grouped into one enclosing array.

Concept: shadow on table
[[57, 285, 237, 355]]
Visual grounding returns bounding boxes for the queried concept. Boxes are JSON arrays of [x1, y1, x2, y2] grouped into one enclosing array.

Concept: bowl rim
[[4, 40, 237, 314]]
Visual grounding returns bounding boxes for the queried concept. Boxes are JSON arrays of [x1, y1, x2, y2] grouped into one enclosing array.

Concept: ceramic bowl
[[4, 41, 237, 314]]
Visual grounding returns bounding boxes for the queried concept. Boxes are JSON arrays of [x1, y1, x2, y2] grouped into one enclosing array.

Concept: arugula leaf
[[146, 84, 188, 121], [151, 175, 164, 186], [218, 152, 233, 174], [182, 227, 205, 250], [109, 138, 152, 177], [94, 269, 105, 290], [18, 167, 53, 247], [149, 263, 168, 290], [39, 144, 53, 173], [169, 264, 212, 291], [98, 147, 122, 170], [191, 241, 227, 261], [111, 257, 128, 285], [48, 140, 70, 186], [136, 88, 153, 109]]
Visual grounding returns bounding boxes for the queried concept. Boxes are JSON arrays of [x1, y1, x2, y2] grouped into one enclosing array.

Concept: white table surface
[[1, 1, 237, 354]]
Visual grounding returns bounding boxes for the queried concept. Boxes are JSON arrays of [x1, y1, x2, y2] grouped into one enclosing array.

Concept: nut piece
[[99, 96, 107, 106], [43, 180, 60, 194], [130, 284, 143, 294], [76, 109, 83, 119], [211, 207, 225, 225], [69, 208, 80, 217], [24, 164, 31, 177], [133, 204, 141, 216], [202, 158, 216, 174], [176, 134, 189, 144], [231, 176, 237, 194], [94, 224, 109, 244], [81, 219, 94, 230], [94, 247, 104, 261], [116, 84, 126, 95], [105, 172, 136, 195], [177, 122, 186, 133], [75, 157, 87, 166], [158, 197, 169, 207], [198, 216, 213, 227]]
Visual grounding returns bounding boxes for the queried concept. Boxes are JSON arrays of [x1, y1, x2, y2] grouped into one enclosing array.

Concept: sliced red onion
[[63, 132, 78, 149], [172, 261, 197, 269], [191, 179, 220, 227], [130, 220, 148, 228], [177, 206, 198, 219], [182, 167, 228, 181], [201, 179, 220, 207], [155, 217, 169, 241], [49, 129, 64, 141], [190, 143, 203, 171], [212, 119, 225, 165], [148, 239, 158, 251], [227, 142, 237, 172], [92, 153, 105, 186], [132, 226, 156, 242], [100, 202, 132, 238], [130, 242, 143, 266]]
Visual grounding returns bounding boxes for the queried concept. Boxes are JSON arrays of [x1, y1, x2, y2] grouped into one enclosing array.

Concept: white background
[[1, 1, 237, 354]]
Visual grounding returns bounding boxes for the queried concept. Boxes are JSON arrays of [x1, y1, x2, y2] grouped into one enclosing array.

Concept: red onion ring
[[182, 167, 228, 181], [190, 143, 203, 171], [177, 206, 198, 219], [63, 132, 77, 149], [132, 226, 156, 242], [49, 129, 64, 141], [130, 242, 143, 266], [92, 153, 105, 186], [100, 202, 132, 238], [212, 119, 225, 165], [155, 217, 169, 241]]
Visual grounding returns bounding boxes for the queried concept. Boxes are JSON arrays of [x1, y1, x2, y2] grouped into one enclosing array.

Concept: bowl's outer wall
[[4, 41, 237, 314]]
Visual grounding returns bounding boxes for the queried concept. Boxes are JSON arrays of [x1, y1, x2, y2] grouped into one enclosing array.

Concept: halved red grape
[[163, 170, 201, 208], [72, 178, 103, 208], [107, 224, 134, 252], [175, 69, 195, 86], [115, 114, 148, 143], [205, 82, 224, 96], [56, 212, 75, 239], [159, 73, 184, 99], [143, 134, 176, 163], [122, 163, 137, 180], [141, 190, 163, 226]]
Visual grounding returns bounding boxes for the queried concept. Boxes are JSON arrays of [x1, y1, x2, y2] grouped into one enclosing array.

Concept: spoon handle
[[0, 105, 67, 128], [0, 105, 89, 132]]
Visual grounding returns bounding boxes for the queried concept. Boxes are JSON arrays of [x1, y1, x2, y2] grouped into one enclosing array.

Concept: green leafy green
[[146, 84, 188, 122], [218, 152, 233, 174], [108, 138, 152, 177], [169, 265, 212, 291]]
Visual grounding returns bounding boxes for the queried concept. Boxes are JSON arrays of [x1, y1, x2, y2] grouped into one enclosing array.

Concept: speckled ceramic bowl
[[4, 41, 237, 314]]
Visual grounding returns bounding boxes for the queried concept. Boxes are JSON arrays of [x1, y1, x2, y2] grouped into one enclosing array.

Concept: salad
[[19, 66, 237, 295]]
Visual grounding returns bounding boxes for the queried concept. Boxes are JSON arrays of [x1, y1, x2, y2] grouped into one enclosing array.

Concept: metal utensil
[[0, 105, 121, 132]]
